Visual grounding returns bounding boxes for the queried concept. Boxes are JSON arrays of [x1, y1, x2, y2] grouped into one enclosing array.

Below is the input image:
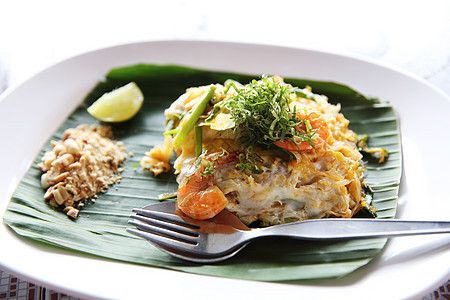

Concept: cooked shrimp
[[274, 112, 330, 152], [177, 152, 235, 220]]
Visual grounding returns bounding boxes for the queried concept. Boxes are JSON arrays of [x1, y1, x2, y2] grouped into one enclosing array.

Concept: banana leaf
[[2, 64, 402, 281]]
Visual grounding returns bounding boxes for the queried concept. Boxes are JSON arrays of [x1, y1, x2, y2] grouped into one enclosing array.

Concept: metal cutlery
[[127, 201, 450, 263]]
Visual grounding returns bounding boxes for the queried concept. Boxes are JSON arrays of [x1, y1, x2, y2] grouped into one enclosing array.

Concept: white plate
[[0, 41, 449, 300]]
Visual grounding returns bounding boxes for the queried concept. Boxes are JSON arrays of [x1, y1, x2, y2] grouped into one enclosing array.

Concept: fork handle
[[256, 219, 450, 240]]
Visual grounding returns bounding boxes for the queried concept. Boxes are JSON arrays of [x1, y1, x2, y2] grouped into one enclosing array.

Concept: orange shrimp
[[177, 152, 236, 220], [274, 112, 330, 152]]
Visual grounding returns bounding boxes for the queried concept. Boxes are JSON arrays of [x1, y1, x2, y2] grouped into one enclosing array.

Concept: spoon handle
[[257, 219, 450, 240]]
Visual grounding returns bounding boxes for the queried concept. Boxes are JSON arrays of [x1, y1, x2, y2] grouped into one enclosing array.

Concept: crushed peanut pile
[[38, 125, 126, 218]]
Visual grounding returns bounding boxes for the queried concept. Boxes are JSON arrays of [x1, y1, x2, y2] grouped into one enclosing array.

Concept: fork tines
[[127, 208, 200, 250]]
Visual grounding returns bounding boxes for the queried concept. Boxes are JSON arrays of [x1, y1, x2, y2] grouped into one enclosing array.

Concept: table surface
[[1, 0, 449, 299]]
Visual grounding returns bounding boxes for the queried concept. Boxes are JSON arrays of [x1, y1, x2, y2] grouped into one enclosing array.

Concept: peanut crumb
[[38, 124, 126, 218]]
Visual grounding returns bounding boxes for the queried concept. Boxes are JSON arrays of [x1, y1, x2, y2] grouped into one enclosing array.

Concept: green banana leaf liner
[[3, 64, 402, 281]]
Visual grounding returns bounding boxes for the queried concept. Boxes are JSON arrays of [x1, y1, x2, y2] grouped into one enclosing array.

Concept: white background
[[1, 0, 449, 298]]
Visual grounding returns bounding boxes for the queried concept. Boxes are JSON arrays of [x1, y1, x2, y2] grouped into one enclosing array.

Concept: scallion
[[172, 85, 216, 148], [194, 125, 203, 157]]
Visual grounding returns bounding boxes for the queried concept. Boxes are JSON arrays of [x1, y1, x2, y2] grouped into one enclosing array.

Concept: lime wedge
[[87, 82, 144, 122]]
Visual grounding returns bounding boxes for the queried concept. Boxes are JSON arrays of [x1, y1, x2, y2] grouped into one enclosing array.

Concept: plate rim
[[2, 39, 449, 104], [0, 39, 449, 300]]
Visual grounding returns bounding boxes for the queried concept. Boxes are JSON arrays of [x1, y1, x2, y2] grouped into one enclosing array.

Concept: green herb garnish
[[236, 146, 263, 174], [223, 76, 316, 150], [200, 149, 229, 178]]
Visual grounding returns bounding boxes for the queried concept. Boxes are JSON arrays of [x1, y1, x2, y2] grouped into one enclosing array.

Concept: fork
[[127, 201, 450, 263]]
